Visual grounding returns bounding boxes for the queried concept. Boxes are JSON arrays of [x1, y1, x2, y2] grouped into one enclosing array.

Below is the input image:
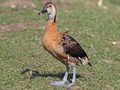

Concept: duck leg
[[64, 67, 76, 88], [50, 65, 69, 86]]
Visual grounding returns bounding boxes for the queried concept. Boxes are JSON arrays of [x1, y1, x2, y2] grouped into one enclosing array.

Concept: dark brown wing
[[62, 35, 89, 60]]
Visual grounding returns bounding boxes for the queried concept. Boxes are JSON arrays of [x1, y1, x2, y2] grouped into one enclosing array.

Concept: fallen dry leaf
[[98, 0, 103, 7], [103, 5, 108, 10], [112, 42, 116, 45]]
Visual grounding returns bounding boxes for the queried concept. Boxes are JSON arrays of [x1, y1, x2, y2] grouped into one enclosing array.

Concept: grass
[[0, 0, 120, 90]]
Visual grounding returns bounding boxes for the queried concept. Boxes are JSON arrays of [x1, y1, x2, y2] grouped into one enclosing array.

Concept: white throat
[[48, 8, 56, 20]]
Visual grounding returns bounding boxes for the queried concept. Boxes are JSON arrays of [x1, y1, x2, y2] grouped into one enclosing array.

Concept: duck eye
[[49, 5, 51, 7]]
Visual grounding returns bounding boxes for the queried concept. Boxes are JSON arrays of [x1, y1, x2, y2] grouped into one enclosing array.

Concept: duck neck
[[45, 20, 58, 35], [48, 8, 56, 22]]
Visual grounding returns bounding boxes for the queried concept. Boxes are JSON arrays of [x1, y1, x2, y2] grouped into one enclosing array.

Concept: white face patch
[[48, 7, 56, 20], [47, 8, 50, 14], [50, 8, 56, 16]]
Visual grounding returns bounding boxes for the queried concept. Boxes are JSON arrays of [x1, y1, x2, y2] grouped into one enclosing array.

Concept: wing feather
[[62, 35, 89, 60]]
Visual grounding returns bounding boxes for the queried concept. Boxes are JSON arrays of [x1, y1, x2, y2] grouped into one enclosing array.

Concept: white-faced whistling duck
[[38, 2, 92, 88]]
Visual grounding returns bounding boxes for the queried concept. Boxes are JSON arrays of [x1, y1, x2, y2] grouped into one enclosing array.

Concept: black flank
[[62, 35, 91, 66]]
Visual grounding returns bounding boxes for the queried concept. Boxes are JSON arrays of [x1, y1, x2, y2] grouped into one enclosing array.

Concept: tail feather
[[88, 62, 92, 67]]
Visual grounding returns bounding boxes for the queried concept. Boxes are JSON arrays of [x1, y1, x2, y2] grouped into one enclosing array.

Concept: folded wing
[[62, 35, 92, 66]]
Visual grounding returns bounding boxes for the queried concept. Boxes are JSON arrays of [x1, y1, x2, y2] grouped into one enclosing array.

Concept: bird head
[[38, 2, 56, 21]]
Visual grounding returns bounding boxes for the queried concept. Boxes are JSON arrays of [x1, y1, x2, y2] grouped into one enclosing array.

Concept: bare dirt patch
[[71, 0, 95, 5], [0, 23, 26, 31], [27, 23, 46, 30], [37, 0, 54, 4], [68, 86, 81, 90], [101, 59, 112, 63], [105, 85, 114, 90], [116, 40, 120, 48], [1, 0, 36, 8], [109, 41, 120, 48], [36, 0, 94, 9], [81, 71, 93, 76], [68, 85, 87, 90], [37, 0, 70, 8]]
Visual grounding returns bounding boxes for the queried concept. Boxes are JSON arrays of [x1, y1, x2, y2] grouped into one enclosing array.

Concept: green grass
[[0, 0, 120, 90]]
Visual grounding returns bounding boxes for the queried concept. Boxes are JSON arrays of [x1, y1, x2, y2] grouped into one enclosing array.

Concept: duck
[[38, 2, 92, 88]]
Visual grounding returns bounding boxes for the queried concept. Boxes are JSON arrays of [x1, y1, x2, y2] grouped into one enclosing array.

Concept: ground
[[0, 0, 120, 90]]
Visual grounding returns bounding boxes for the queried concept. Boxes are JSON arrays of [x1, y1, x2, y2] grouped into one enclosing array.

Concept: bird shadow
[[20, 69, 84, 81]]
